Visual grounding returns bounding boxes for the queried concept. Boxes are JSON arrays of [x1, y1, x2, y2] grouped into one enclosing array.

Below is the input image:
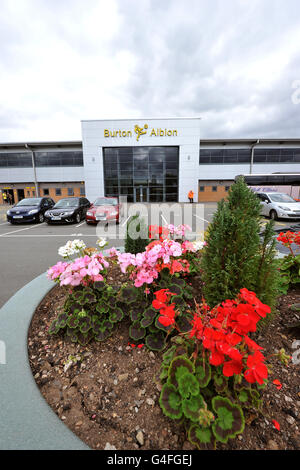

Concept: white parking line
[[161, 214, 168, 225], [0, 223, 46, 237], [121, 215, 130, 227], [75, 221, 86, 228], [193, 214, 210, 224]]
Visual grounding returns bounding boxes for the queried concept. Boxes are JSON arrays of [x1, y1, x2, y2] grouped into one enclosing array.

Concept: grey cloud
[[1, 0, 300, 140]]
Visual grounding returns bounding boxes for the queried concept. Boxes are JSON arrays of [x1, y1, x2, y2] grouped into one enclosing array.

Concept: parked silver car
[[255, 192, 300, 220]]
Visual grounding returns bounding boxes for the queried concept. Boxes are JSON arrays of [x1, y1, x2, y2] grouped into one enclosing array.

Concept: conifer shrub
[[124, 214, 149, 254], [200, 176, 279, 313]]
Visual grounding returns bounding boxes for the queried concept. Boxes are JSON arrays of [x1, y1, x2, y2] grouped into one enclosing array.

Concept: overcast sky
[[1, 0, 300, 142]]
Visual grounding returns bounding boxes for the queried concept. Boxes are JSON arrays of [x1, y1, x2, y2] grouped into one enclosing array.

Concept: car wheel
[[269, 210, 278, 220], [38, 213, 44, 223], [75, 213, 81, 223]]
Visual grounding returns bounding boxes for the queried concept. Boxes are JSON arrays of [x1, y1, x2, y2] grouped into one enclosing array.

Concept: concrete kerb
[[0, 272, 89, 450], [0, 247, 123, 450]]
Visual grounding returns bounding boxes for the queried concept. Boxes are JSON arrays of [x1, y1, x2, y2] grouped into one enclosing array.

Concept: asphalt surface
[[0, 202, 298, 308]]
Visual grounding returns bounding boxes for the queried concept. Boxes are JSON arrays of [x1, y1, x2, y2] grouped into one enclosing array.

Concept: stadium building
[[0, 117, 300, 204]]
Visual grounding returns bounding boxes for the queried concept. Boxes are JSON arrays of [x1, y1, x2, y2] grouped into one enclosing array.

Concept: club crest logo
[[134, 124, 148, 141]]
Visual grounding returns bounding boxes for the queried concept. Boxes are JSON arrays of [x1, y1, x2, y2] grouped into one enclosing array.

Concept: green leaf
[[96, 301, 109, 314], [119, 286, 139, 304], [78, 315, 92, 334], [162, 345, 177, 365], [167, 284, 183, 296], [159, 383, 183, 420], [106, 296, 117, 308], [130, 310, 142, 322], [109, 308, 124, 323], [173, 296, 185, 308], [168, 355, 195, 389], [145, 332, 166, 351], [195, 358, 211, 388], [68, 330, 78, 343], [67, 314, 80, 329], [188, 424, 216, 450], [178, 372, 199, 399], [48, 319, 60, 335], [182, 394, 204, 422], [79, 292, 97, 305], [94, 327, 111, 342], [129, 321, 146, 341], [213, 372, 228, 393], [159, 365, 169, 381], [140, 307, 157, 327], [212, 396, 245, 443], [72, 290, 84, 301], [68, 302, 82, 315], [77, 331, 93, 346], [176, 314, 193, 333], [94, 281, 105, 291]]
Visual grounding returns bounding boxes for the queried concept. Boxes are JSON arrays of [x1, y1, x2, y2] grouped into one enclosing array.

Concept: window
[[0, 150, 83, 167], [199, 186, 205, 192], [253, 148, 300, 164], [103, 146, 179, 202], [34, 151, 83, 167], [27, 191, 30, 196], [80, 187, 85, 196], [67, 188, 74, 196], [43, 188, 49, 196], [55, 188, 62, 196], [212, 186, 218, 192], [0, 153, 32, 167], [199, 149, 251, 164], [225, 186, 230, 191]]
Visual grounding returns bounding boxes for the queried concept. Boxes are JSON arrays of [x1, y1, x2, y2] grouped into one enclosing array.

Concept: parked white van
[[255, 192, 300, 220]]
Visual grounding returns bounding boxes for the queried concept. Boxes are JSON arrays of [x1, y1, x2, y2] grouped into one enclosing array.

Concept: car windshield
[[94, 197, 117, 206], [54, 198, 79, 208], [16, 198, 41, 206], [268, 194, 296, 203]]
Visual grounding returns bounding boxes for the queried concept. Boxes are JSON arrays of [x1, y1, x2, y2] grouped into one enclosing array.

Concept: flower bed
[[27, 180, 300, 450], [28, 270, 300, 450]]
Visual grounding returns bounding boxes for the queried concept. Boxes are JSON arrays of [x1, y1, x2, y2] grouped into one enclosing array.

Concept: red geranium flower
[[244, 351, 268, 385], [223, 359, 243, 377], [272, 419, 280, 431], [243, 335, 264, 351], [273, 379, 282, 390], [158, 303, 176, 327]]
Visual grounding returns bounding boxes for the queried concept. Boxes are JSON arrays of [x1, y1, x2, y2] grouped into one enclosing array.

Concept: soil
[[28, 266, 300, 451]]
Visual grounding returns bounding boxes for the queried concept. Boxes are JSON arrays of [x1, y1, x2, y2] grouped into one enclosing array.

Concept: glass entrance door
[[134, 186, 149, 203]]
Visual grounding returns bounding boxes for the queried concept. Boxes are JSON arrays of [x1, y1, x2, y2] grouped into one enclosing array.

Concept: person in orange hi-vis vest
[[188, 190, 194, 203]]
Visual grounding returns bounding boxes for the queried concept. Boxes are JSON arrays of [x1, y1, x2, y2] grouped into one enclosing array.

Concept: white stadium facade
[[0, 117, 300, 204]]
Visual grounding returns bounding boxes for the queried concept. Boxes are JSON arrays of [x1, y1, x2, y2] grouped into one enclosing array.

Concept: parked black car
[[44, 197, 91, 224], [7, 197, 55, 224]]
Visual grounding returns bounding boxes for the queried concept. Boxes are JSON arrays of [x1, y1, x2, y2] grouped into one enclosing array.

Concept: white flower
[[72, 239, 86, 251], [96, 237, 107, 248], [192, 240, 206, 251], [58, 239, 86, 258]]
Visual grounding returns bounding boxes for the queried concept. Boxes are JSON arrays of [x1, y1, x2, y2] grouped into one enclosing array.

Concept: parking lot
[[0, 202, 298, 308]]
